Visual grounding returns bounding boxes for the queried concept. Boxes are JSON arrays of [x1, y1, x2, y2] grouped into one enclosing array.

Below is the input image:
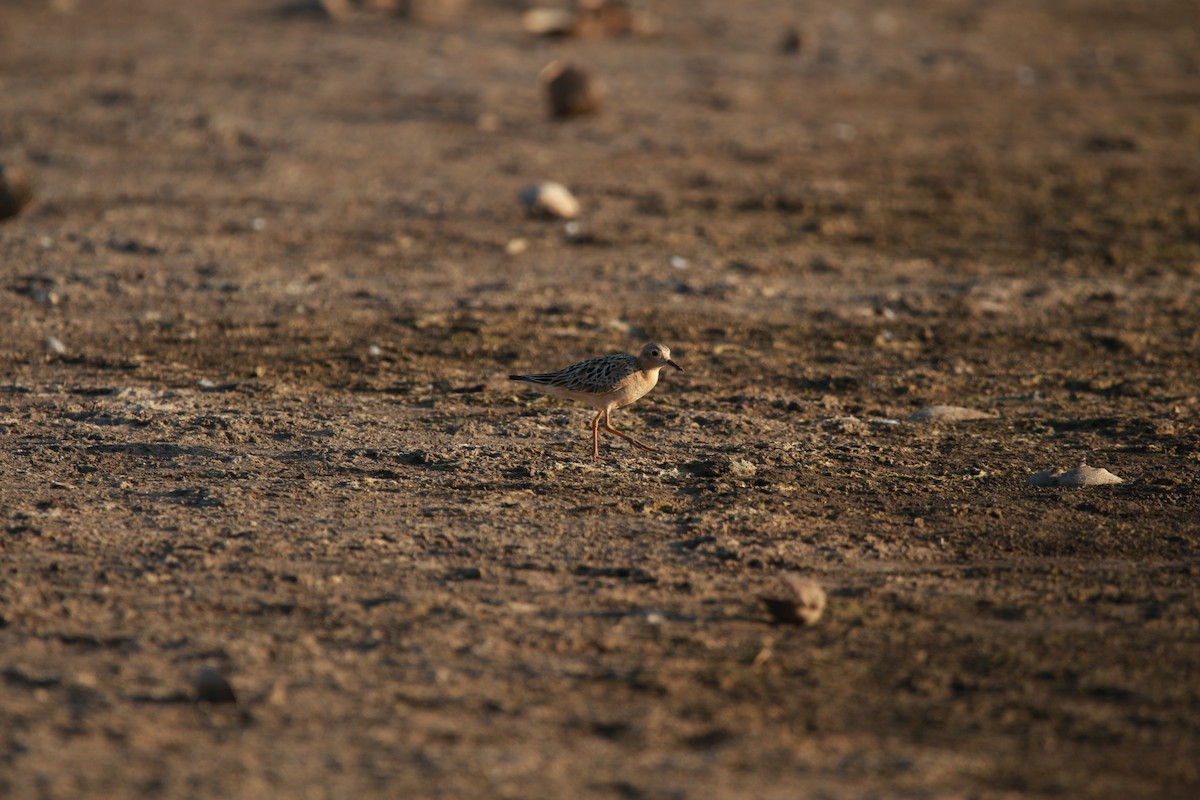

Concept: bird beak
[[668, 359, 683, 372]]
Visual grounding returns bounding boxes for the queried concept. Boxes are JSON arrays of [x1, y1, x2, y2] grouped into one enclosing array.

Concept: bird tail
[[510, 374, 553, 385]]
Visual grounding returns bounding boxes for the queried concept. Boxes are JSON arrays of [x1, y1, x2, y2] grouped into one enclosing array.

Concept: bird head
[[640, 342, 683, 372]]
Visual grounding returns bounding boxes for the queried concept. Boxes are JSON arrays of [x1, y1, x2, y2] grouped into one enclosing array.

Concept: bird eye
[[652, 350, 660, 357]]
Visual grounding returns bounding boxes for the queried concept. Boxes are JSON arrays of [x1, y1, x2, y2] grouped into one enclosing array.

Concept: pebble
[[780, 27, 801, 54], [519, 181, 581, 219], [779, 22, 819, 62], [761, 573, 826, 626], [45, 336, 67, 355], [908, 405, 997, 422], [275, 0, 351, 20], [541, 61, 603, 119], [447, 566, 483, 581], [405, 0, 468, 24], [522, 7, 574, 35], [728, 458, 757, 478], [523, 2, 658, 38], [276, 0, 466, 22], [1026, 462, 1123, 487], [193, 666, 237, 704], [0, 164, 34, 221]]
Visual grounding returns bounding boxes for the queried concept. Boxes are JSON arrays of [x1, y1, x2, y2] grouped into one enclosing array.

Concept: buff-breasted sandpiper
[[510, 342, 683, 461]]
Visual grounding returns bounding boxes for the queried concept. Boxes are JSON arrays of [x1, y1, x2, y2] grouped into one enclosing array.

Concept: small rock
[[779, 26, 803, 54], [761, 573, 826, 626], [45, 336, 67, 355], [682, 457, 757, 479], [779, 21, 818, 60], [1026, 462, 1123, 487], [0, 164, 34, 221], [524, 2, 659, 39], [447, 566, 483, 581], [193, 666, 237, 704], [541, 61, 603, 119], [505, 237, 529, 255], [1027, 462, 1118, 489], [829, 415, 869, 436], [570, 0, 641, 38], [1025, 467, 1063, 487], [522, 7, 575, 36], [1058, 463, 1123, 486], [728, 458, 757, 478], [1085, 135, 1137, 153], [275, 0, 352, 20], [908, 405, 997, 422], [563, 219, 593, 242], [266, 681, 289, 706], [519, 181, 581, 219], [401, 0, 468, 24]]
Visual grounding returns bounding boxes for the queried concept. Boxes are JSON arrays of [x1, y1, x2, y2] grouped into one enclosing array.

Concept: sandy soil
[[2, 1, 1199, 797]]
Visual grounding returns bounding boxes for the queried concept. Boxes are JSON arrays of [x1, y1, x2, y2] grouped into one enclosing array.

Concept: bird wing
[[511, 353, 637, 394]]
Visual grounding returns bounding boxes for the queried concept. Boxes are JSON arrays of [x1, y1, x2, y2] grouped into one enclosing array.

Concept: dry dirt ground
[[2, 1, 1200, 798]]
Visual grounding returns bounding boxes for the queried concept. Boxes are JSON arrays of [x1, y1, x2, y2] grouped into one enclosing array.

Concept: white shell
[[519, 181, 581, 219]]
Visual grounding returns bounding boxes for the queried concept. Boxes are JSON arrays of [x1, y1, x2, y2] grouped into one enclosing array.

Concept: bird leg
[[603, 408, 661, 455], [591, 410, 603, 461]]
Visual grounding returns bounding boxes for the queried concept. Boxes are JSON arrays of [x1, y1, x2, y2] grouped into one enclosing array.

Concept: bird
[[510, 342, 683, 461]]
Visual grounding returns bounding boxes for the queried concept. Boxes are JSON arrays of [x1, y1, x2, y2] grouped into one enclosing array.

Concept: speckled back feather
[[509, 353, 639, 395]]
